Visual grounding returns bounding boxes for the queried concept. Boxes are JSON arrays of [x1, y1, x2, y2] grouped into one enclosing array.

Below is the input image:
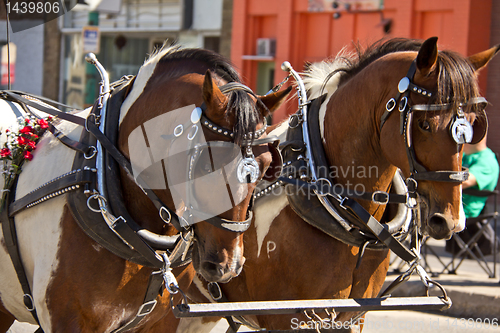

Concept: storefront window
[[62, 34, 149, 108]]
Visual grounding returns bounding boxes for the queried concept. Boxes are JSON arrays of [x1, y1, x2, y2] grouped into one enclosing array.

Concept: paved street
[[208, 310, 500, 332], [8, 226, 500, 332]]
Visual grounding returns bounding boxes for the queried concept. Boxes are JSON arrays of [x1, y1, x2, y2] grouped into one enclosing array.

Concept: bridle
[[162, 82, 280, 233], [379, 60, 488, 188], [270, 58, 489, 263]]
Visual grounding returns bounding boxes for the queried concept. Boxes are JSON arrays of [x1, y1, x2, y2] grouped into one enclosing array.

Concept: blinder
[[470, 108, 488, 144], [263, 139, 283, 182]]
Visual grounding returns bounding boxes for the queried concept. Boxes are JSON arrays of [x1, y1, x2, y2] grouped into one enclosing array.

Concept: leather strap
[[9, 169, 95, 216], [1, 185, 43, 327], [279, 176, 412, 206], [2, 91, 86, 126], [47, 123, 91, 155], [341, 198, 416, 261], [278, 176, 417, 261], [111, 270, 164, 333]]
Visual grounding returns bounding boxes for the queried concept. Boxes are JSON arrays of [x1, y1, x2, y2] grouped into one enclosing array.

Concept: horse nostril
[[429, 214, 447, 227], [428, 213, 453, 239], [201, 262, 225, 278]]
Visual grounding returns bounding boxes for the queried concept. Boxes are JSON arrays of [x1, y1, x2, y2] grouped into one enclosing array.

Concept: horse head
[[378, 37, 499, 239], [191, 71, 290, 282], [118, 46, 290, 283]]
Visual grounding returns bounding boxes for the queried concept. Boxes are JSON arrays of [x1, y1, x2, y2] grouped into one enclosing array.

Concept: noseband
[[379, 60, 487, 184]]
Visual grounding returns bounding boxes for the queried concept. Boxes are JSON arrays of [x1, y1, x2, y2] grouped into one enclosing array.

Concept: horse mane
[[146, 43, 263, 145], [304, 38, 481, 115]]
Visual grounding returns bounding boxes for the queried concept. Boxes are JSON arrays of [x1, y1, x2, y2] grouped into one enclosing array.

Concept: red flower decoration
[[27, 141, 36, 150], [37, 119, 49, 129], [24, 151, 33, 161], [19, 126, 33, 134], [17, 136, 29, 146], [0, 148, 11, 157]]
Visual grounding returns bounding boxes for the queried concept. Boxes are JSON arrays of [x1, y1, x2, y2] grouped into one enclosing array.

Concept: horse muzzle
[[427, 212, 457, 240], [198, 258, 245, 283]]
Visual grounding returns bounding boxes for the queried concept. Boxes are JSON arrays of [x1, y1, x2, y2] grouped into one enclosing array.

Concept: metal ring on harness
[[87, 193, 106, 213], [187, 124, 198, 141], [23, 294, 35, 311], [84, 146, 97, 160], [314, 178, 332, 197], [288, 113, 301, 128], [173, 124, 183, 137], [159, 206, 172, 224]]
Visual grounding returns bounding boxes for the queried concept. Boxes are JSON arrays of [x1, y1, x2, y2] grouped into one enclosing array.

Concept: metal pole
[[84, 11, 99, 107]]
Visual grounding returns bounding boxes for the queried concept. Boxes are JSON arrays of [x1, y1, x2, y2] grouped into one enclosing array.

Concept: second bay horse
[[167, 37, 499, 332]]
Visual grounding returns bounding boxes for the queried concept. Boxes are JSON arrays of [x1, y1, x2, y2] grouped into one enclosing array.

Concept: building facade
[[60, 0, 224, 107], [230, 0, 500, 154]]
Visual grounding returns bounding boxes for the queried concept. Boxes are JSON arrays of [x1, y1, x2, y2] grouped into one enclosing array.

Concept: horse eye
[[419, 120, 431, 132]]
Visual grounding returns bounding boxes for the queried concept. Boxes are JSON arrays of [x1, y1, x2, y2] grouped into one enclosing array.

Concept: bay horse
[[0, 46, 289, 332], [163, 37, 499, 332]]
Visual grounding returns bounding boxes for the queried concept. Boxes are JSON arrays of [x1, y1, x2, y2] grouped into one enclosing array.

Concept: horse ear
[[416, 36, 439, 77], [468, 45, 500, 71], [202, 70, 225, 108], [257, 86, 293, 115]]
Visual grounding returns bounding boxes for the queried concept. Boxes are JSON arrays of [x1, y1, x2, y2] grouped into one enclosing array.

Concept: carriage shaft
[[173, 296, 450, 318]]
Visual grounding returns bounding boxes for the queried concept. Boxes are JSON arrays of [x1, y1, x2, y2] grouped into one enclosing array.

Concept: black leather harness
[[0, 67, 283, 331]]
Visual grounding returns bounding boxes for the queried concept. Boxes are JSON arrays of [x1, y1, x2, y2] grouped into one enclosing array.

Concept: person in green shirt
[[462, 140, 499, 217], [446, 138, 499, 255]]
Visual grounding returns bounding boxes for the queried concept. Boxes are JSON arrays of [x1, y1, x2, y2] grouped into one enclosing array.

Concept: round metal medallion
[[237, 157, 260, 183], [191, 107, 203, 124], [450, 117, 473, 144], [398, 77, 410, 93]]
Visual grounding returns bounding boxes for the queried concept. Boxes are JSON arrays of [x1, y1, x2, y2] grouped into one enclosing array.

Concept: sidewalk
[[385, 238, 500, 319]]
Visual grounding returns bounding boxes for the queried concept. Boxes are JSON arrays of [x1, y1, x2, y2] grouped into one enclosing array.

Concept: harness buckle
[[372, 191, 389, 205], [405, 192, 417, 208]]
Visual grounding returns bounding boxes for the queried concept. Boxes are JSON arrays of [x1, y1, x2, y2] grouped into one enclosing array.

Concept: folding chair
[[422, 187, 498, 278]]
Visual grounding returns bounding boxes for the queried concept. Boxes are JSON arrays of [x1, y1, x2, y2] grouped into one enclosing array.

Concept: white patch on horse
[[302, 53, 349, 140], [231, 236, 242, 272], [119, 45, 178, 126], [176, 317, 220, 333], [104, 308, 135, 333], [456, 185, 466, 232], [266, 240, 276, 259], [192, 274, 216, 303], [254, 122, 289, 258], [254, 193, 288, 258], [92, 243, 103, 252], [0, 106, 90, 329]]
